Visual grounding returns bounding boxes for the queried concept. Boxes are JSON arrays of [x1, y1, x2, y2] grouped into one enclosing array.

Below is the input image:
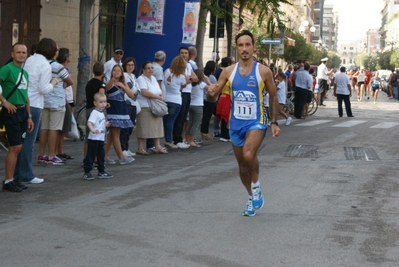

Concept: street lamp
[[299, 20, 315, 42]]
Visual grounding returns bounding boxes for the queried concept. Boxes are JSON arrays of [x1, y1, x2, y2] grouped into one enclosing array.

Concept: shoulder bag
[[143, 75, 168, 117], [0, 66, 25, 128]]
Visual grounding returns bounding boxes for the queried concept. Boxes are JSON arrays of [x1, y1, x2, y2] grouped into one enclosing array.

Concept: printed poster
[[136, 0, 165, 34], [182, 2, 200, 44]]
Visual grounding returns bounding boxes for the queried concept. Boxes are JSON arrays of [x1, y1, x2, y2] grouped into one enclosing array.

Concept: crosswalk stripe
[[332, 120, 366, 127], [370, 122, 399, 128], [294, 120, 332, 126]]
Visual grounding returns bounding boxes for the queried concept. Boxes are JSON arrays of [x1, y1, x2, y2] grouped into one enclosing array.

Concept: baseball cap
[[114, 47, 124, 53]]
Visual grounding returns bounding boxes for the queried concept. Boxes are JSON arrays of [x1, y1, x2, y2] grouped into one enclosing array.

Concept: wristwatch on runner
[[270, 121, 278, 126]]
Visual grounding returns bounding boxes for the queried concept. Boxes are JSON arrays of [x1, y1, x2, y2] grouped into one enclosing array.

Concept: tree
[[76, 0, 95, 114], [196, 0, 288, 65]]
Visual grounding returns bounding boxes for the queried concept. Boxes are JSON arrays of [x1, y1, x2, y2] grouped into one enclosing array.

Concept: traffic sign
[[259, 38, 281, 45]]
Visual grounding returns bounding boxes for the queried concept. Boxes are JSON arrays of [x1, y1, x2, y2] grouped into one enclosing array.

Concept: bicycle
[[283, 90, 318, 116], [75, 103, 86, 141]]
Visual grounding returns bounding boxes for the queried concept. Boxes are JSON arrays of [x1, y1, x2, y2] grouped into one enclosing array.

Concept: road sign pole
[[269, 44, 271, 65]]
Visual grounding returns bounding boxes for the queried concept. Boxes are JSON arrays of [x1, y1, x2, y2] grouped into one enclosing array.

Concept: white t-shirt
[[153, 62, 165, 95], [357, 72, 366, 82], [24, 53, 54, 109], [124, 72, 139, 106], [136, 75, 162, 108], [164, 69, 185, 105], [87, 109, 107, 141], [182, 63, 193, 93], [191, 81, 205, 106], [277, 80, 286, 104], [334, 72, 351, 95], [317, 63, 328, 80]]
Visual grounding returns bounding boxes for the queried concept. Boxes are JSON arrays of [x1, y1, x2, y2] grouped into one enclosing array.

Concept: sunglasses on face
[[115, 52, 123, 55]]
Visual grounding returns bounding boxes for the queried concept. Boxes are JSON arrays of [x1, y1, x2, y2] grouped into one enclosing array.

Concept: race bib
[[233, 100, 257, 120]]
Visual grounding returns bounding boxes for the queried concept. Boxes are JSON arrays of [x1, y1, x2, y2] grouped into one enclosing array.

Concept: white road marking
[[370, 122, 399, 128], [294, 120, 332, 126], [332, 120, 366, 127]]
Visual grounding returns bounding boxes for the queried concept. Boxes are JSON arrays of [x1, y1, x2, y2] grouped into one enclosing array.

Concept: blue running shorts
[[229, 123, 267, 147]]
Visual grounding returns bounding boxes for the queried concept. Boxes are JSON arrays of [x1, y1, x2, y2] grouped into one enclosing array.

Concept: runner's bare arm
[[206, 65, 233, 101]]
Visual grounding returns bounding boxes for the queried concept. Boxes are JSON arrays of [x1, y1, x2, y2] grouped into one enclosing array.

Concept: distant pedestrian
[[370, 71, 382, 104], [333, 66, 353, 117], [275, 72, 291, 125], [317, 57, 335, 106], [103, 47, 123, 82], [83, 93, 113, 180], [0, 43, 33, 192]]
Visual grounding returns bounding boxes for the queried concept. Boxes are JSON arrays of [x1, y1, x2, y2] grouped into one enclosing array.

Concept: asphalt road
[[1, 90, 398, 267]]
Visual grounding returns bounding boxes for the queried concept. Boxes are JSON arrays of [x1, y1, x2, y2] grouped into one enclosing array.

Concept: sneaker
[[219, 138, 230, 142], [127, 150, 136, 156], [98, 172, 113, 179], [176, 142, 190, 149], [119, 157, 134, 165], [13, 180, 27, 189], [2, 180, 22, 192], [123, 150, 136, 157], [38, 155, 48, 164], [29, 177, 44, 184], [285, 117, 292, 126], [83, 173, 94, 180], [47, 155, 66, 165], [242, 199, 256, 216], [252, 186, 264, 210], [105, 158, 116, 165]]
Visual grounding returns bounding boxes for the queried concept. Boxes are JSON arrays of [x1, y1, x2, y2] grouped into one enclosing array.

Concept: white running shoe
[[123, 150, 135, 157], [285, 117, 292, 126], [29, 177, 44, 184], [176, 142, 190, 149]]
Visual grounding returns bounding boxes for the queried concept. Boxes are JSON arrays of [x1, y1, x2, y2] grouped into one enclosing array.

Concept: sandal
[[153, 149, 168, 154], [189, 142, 201, 148], [136, 149, 149, 155]]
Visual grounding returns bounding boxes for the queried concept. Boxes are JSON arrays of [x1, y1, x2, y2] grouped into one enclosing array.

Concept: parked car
[[378, 70, 392, 93]]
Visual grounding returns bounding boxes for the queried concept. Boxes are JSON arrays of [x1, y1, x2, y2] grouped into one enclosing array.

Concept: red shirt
[[365, 71, 372, 84]]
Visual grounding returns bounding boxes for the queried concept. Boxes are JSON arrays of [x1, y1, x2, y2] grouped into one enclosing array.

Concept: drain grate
[[284, 144, 318, 158], [344, 147, 380, 161]]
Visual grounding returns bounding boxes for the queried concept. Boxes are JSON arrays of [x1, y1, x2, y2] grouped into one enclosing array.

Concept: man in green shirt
[[0, 43, 34, 192]]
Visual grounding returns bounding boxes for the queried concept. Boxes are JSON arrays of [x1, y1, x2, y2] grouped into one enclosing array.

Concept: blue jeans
[[163, 102, 181, 143], [14, 107, 42, 182], [394, 86, 399, 99]]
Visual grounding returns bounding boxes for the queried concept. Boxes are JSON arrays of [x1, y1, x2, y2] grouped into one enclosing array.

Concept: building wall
[[40, 0, 100, 100]]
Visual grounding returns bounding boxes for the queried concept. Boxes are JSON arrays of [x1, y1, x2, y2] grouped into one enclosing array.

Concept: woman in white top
[[354, 68, 366, 101], [120, 57, 139, 157], [136, 61, 168, 155], [163, 56, 190, 149]]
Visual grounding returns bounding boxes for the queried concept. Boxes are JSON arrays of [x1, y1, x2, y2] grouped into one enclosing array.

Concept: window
[[98, 0, 127, 62]]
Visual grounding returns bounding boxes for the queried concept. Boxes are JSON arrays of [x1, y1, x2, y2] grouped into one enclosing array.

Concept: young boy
[[84, 62, 107, 164], [83, 93, 113, 180]]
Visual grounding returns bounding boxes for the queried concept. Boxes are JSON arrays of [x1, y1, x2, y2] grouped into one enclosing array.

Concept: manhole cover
[[284, 145, 318, 158], [344, 147, 380, 161]]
